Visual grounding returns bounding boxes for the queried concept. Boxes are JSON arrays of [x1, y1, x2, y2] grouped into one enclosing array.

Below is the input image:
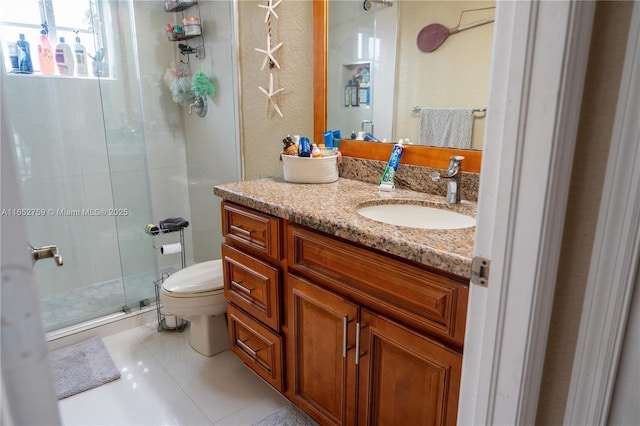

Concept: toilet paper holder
[[147, 223, 188, 332], [147, 224, 187, 270]]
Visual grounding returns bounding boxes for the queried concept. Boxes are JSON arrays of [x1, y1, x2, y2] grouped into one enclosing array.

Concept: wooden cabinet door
[[286, 274, 359, 426], [357, 309, 462, 426]]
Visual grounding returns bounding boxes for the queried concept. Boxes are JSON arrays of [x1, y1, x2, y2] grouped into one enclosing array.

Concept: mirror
[[314, 0, 494, 165]]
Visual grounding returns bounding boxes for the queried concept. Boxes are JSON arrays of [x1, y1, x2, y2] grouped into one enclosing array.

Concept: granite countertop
[[213, 178, 476, 278]]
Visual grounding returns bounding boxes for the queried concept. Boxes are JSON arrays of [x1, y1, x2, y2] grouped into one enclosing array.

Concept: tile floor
[[57, 322, 289, 425]]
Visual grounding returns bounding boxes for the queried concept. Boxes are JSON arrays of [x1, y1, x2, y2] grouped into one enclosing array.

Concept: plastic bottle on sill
[[55, 37, 74, 76], [7, 41, 19, 72], [38, 24, 55, 75], [16, 34, 33, 74], [73, 31, 88, 77]]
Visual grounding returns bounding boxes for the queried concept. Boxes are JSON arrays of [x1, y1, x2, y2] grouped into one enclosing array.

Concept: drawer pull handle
[[231, 280, 254, 294], [236, 338, 259, 356], [230, 225, 253, 236]]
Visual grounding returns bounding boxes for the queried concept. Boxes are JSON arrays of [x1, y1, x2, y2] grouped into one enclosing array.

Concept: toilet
[[159, 259, 229, 356]]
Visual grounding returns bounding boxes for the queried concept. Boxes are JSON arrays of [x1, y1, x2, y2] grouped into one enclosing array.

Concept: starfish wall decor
[[258, 72, 285, 118], [256, 0, 285, 117]]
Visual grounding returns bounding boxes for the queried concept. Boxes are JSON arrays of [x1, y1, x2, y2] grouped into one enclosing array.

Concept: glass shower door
[[2, 72, 131, 332], [1, 0, 159, 332]]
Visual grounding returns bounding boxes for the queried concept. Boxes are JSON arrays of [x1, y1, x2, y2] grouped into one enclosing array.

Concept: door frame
[[564, 4, 640, 424], [458, 1, 597, 424]]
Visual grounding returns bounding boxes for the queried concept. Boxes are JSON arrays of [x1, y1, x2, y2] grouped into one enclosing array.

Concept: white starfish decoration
[[258, 72, 285, 118], [258, 0, 282, 23], [254, 37, 283, 70]]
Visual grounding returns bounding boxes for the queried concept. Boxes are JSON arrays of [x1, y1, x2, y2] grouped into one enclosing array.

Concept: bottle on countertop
[[299, 137, 311, 157], [55, 37, 74, 76], [38, 24, 55, 75], [73, 30, 88, 77], [16, 34, 33, 74]]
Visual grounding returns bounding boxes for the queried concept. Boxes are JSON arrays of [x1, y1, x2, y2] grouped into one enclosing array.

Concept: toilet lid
[[162, 259, 224, 295]]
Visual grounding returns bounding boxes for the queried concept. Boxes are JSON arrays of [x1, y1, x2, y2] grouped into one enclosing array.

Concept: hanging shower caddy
[[165, 1, 205, 61]]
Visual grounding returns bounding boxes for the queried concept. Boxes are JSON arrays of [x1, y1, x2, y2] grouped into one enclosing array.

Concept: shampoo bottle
[[73, 31, 87, 77], [55, 37, 74, 76], [378, 139, 405, 191], [16, 34, 33, 74], [38, 24, 55, 75]]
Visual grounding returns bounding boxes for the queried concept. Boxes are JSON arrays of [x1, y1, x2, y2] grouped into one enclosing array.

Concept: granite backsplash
[[338, 156, 480, 202]]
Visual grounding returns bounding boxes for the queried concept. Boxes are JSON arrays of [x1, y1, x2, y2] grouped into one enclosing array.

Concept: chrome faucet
[[430, 156, 464, 204]]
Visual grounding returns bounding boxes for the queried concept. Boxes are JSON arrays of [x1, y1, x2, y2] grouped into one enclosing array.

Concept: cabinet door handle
[[230, 225, 253, 236], [355, 323, 368, 365], [231, 280, 254, 294], [343, 317, 348, 358], [236, 338, 259, 356], [355, 322, 361, 365]]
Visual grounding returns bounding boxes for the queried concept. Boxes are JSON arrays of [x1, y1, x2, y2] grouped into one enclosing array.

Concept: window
[[0, 0, 110, 77]]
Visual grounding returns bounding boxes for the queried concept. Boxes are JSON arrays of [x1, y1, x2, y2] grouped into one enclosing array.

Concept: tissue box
[[281, 152, 339, 184]]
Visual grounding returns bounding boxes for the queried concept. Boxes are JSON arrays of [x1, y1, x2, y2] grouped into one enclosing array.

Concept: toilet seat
[[160, 259, 226, 317], [162, 259, 224, 296]]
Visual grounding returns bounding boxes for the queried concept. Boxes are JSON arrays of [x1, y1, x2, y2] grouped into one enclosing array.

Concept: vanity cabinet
[[221, 201, 285, 391], [219, 201, 468, 424], [286, 224, 466, 425]]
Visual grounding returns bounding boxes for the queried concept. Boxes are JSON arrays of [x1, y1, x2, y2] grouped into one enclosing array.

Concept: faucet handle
[[429, 171, 441, 182], [446, 155, 464, 177]]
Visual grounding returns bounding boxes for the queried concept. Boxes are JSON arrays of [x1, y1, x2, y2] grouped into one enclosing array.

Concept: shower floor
[[40, 269, 179, 332], [40, 279, 127, 332]]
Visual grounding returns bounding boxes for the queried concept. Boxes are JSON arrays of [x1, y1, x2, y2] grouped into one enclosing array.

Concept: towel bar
[[411, 106, 487, 117]]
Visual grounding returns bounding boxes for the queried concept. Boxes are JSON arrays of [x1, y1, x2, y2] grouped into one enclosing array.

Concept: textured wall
[[238, 0, 314, 181], [535, 2, 634, 424]]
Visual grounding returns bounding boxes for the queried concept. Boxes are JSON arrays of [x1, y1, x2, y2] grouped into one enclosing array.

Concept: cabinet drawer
[[221, 201, 282, 261], [227, 304, 284, 392], [287, 225, 468, 347], [222, 243, 281, 331]]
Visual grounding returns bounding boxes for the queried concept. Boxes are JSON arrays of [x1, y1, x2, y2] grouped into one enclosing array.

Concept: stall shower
[[0, 0, 240, 333]]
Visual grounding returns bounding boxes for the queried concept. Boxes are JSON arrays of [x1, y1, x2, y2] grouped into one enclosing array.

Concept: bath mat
[[49, 336, 120, 400], [252, 404, 319, 426]]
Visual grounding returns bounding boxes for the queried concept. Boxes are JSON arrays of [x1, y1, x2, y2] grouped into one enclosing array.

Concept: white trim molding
[[459, 1, 596, 425], [564, 4, 640, 424]]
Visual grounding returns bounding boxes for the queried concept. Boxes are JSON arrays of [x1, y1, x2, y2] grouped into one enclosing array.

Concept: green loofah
[[192, 71, 216, 98]]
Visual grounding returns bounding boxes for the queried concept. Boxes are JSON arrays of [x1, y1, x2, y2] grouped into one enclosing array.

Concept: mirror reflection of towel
[[418, 108, 473, 149]]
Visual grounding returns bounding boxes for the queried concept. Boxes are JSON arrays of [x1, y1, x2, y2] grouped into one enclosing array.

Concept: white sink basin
[[357, 203, 475, 229]]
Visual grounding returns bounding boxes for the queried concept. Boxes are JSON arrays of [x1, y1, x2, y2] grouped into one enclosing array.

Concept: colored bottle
[[55, 37, 74, 76], [7, 41, 19, 72], [351, 79, 360, 107], [38, 24, 55, 75], [73, 31, 88, 77], [16, 34, 33, 74], [299, 137, 311, 157], [344, 80, 352, 107], [378, 139, 405, 191]]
